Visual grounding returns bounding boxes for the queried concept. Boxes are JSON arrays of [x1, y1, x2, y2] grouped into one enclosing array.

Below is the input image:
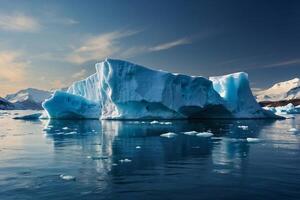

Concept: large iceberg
[[43, 59, 278, 119]]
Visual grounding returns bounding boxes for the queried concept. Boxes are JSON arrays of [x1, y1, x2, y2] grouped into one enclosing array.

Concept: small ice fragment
[[60, 174, 76, 181], [238, 125, 249, 130], [196, 132, 213, 137], [65, 131, 77, 135], [112, 163, 118, 166], [160, 122, 172, 125], [150, 120, 159, 124], [62, 127, 69, 130], [183, 131, 198, 136], [120, 158, 132, 163], [136, 146, 141, 149], [288, 128, 298, 132], [160, 132, 177, 138], [246, 138, 261, 143]]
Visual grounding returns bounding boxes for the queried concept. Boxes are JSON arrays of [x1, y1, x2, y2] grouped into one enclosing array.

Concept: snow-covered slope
[[5, 88, 52, 110], [43, 58, 277, 119], [0, 97, 15, 110], [256, 78, 300, 102]]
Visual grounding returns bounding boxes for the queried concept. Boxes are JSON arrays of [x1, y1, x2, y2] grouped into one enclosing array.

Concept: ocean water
[[0, 110, 300, 200]]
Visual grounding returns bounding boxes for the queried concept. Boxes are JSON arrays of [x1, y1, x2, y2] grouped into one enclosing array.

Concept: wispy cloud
[[260, 59, 300, 69], [149, 38, 191, 52], [72, 69, 86, 79], [66, 30, 139, 64], [0, 13, 40, 32]]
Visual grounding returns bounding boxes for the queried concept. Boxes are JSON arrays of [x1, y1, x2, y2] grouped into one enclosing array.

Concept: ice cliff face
[[43, 59, 277, 119], [210, 72, 271, 118]]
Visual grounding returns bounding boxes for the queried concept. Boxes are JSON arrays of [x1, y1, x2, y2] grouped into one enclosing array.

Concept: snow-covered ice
[[238, 125, 249, 130], [183, 131, 199, 136], [196, 132, 214, 137], [246, 138, 261, 143], [60, 174, 76, 181]]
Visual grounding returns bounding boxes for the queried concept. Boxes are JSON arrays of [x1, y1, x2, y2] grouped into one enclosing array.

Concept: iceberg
[[42, 91, 101, 119], [209, 72, 276, 118], [42, 59, 279, 119]]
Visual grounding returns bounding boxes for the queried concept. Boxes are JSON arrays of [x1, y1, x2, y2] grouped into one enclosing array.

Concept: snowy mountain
[[5, 88, 52, 110], [42, 58, 277, 119], [256, 78, 300, 102], [0, 97, 15, 110]]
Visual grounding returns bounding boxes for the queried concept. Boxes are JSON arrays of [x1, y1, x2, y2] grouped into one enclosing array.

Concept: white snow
[[256, 78, 300, 102], [160, 132, 178, 138]]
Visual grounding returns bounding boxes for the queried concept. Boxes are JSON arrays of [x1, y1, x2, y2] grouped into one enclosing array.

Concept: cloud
[[0, 13, 40, 32], [149, 38, 191, 51], [0, 51, 29, 96], [65, 30, 139, 64], [260, 59, 300, 69], [72, 69, 86, 79]]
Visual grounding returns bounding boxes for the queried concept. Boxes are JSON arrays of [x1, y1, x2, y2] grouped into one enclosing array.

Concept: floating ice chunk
[[183, 131, 199, 136], [160, 122, 172, 125], [13, 113, 43, 120], [238, 125, 249, 130], [136, 146, 141, 149], [160, 132, 178, 138], [288, 128, 298, 132], [62, 127, 69, 130], [196, 132, 213, 137], [246, 138, 261, 143], [120, 158, 132, 163], [150, 120, 159, 124], [42, 91, 101, 119], [65, 131, 77, 135], [60, 174, 76, 181]]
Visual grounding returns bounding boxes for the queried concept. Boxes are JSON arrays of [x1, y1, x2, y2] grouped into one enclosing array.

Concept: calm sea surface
[[0, 110, 300, 200]]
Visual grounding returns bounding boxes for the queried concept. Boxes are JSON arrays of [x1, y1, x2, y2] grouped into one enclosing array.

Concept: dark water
[[0, 111, 300, 200]]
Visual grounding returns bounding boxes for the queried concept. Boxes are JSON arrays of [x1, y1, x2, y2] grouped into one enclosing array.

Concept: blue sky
[[0, 0, 299, 96]]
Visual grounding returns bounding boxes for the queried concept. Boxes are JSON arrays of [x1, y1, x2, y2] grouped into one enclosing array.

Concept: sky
[[0, 0, 299, 96]]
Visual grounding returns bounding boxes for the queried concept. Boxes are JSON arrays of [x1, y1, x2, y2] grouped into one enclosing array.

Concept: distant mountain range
[[0, 87, 67, 110], [255, 78, 300, 107]]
